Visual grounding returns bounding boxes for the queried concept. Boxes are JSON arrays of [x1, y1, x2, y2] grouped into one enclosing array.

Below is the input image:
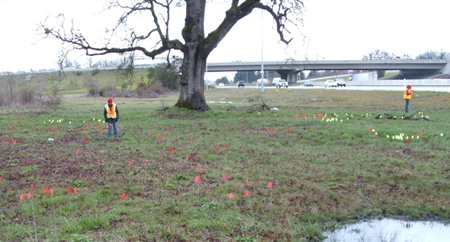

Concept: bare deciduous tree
[[86, 57, 95, 69], [362, 49, 394, 78], [416, 50, 450, 60], [42, 0, 304, 111], [363, 49, 394, 60], [4, 72, 16, 102]]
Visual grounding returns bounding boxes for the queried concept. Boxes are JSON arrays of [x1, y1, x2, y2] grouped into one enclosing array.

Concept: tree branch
[[42, 0, 185, 60], [202, 0, 303, 55]]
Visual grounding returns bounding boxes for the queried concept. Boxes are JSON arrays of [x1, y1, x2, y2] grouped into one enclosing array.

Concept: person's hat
[[107, 98, 113, 103], [407, 85, 412, 89]]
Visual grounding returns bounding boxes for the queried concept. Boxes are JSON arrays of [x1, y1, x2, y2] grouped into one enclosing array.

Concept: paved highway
[[217, 85, 450, 92]]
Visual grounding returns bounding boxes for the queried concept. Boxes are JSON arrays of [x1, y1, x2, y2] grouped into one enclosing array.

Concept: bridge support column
[[287, 72, 298, 83], [276, 70, 300, 83], [441, 62, 450, 75]]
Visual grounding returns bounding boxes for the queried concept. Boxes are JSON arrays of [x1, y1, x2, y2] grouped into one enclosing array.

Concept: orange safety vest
[[403, 89, 411, 100], [105, 103, 117, 118]]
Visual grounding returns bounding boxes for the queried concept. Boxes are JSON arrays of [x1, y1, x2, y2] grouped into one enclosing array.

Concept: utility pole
[[260, 9, 264, 93]]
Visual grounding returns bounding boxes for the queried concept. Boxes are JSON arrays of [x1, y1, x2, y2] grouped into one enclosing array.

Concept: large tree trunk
[[175, 0, 210, 111], [175, 51, 210, 111]]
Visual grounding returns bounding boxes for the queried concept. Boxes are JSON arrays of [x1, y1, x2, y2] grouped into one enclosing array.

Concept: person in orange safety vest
[[403, 85, 413, 113], [103, 98, 120, 138]]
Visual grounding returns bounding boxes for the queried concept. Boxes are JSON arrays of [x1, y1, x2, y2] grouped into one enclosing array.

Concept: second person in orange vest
[[403, 85, 413, 113], [104, 98, 120, 138]]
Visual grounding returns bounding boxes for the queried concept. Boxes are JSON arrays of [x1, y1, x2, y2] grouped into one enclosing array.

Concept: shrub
[[100, 84, 119, 97], [147, 64, 180, 90], [91, 68, 100, 76], [148, 81, 172, 97], [120, 82, 129, 90], [88, 83, 99, 96], [98, 88, 105, 97], [104, 88, 121, 98], [19, 88, 35, 105], [43, 95, 62, 110], [43, 86, 62, 110], [135, 82, 148, 97]]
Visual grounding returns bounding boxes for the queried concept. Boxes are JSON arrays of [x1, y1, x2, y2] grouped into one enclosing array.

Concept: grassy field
[[1, 88, 449, 242], [4, 68, 151, 96]]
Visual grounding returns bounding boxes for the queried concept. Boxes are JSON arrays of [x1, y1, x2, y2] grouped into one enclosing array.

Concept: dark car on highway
[[237, 81, 245, 88]]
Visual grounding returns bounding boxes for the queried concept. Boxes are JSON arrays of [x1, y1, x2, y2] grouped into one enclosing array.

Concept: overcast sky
[[1, 0, 449, 78]]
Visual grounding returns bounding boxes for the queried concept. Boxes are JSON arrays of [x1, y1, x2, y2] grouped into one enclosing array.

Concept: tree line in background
[[213, 71, 262, 85], [61, 56, 132, 72], [363, 49, 450, 60]]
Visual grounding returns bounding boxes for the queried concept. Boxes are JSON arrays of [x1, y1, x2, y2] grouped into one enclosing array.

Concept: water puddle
[[323, 218, 450, 242]]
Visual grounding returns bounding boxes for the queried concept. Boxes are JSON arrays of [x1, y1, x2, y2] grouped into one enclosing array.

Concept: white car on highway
[[276, 79, 289, 88], [324, 80, 337, 88], [335, 78, 346, 87]]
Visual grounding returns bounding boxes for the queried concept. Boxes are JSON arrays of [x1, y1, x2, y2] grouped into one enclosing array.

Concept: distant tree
[[96, 54, 136, 90], [96, 60, 106, 68], [4, 72, 16, 102], [233, 71, 258, 83], [416, 50, 449, 60], [147, 64, 180, 90], [42, 0, 305, 111], [116, 55, 133, 70], [86, 57, 98, 69], [64, 58, 73, 69], [215, 76, 230, 85], [363, 49, 394, 78], [363, 49, 394, 60], [96, 59, 118, 69], [73, 60, 82, 69]]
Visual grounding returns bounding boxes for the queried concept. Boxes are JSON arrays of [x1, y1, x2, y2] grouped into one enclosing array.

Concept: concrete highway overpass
[[206, 60, 450, 82]]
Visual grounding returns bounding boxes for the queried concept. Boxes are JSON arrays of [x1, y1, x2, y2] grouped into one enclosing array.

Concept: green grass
[[0, 88, 449, 241], [7, 68, 150, 95], [379, 71, 401, 80]]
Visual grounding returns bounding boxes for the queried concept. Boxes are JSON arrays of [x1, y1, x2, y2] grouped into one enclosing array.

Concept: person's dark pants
[[405, 99, 410, 113]]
